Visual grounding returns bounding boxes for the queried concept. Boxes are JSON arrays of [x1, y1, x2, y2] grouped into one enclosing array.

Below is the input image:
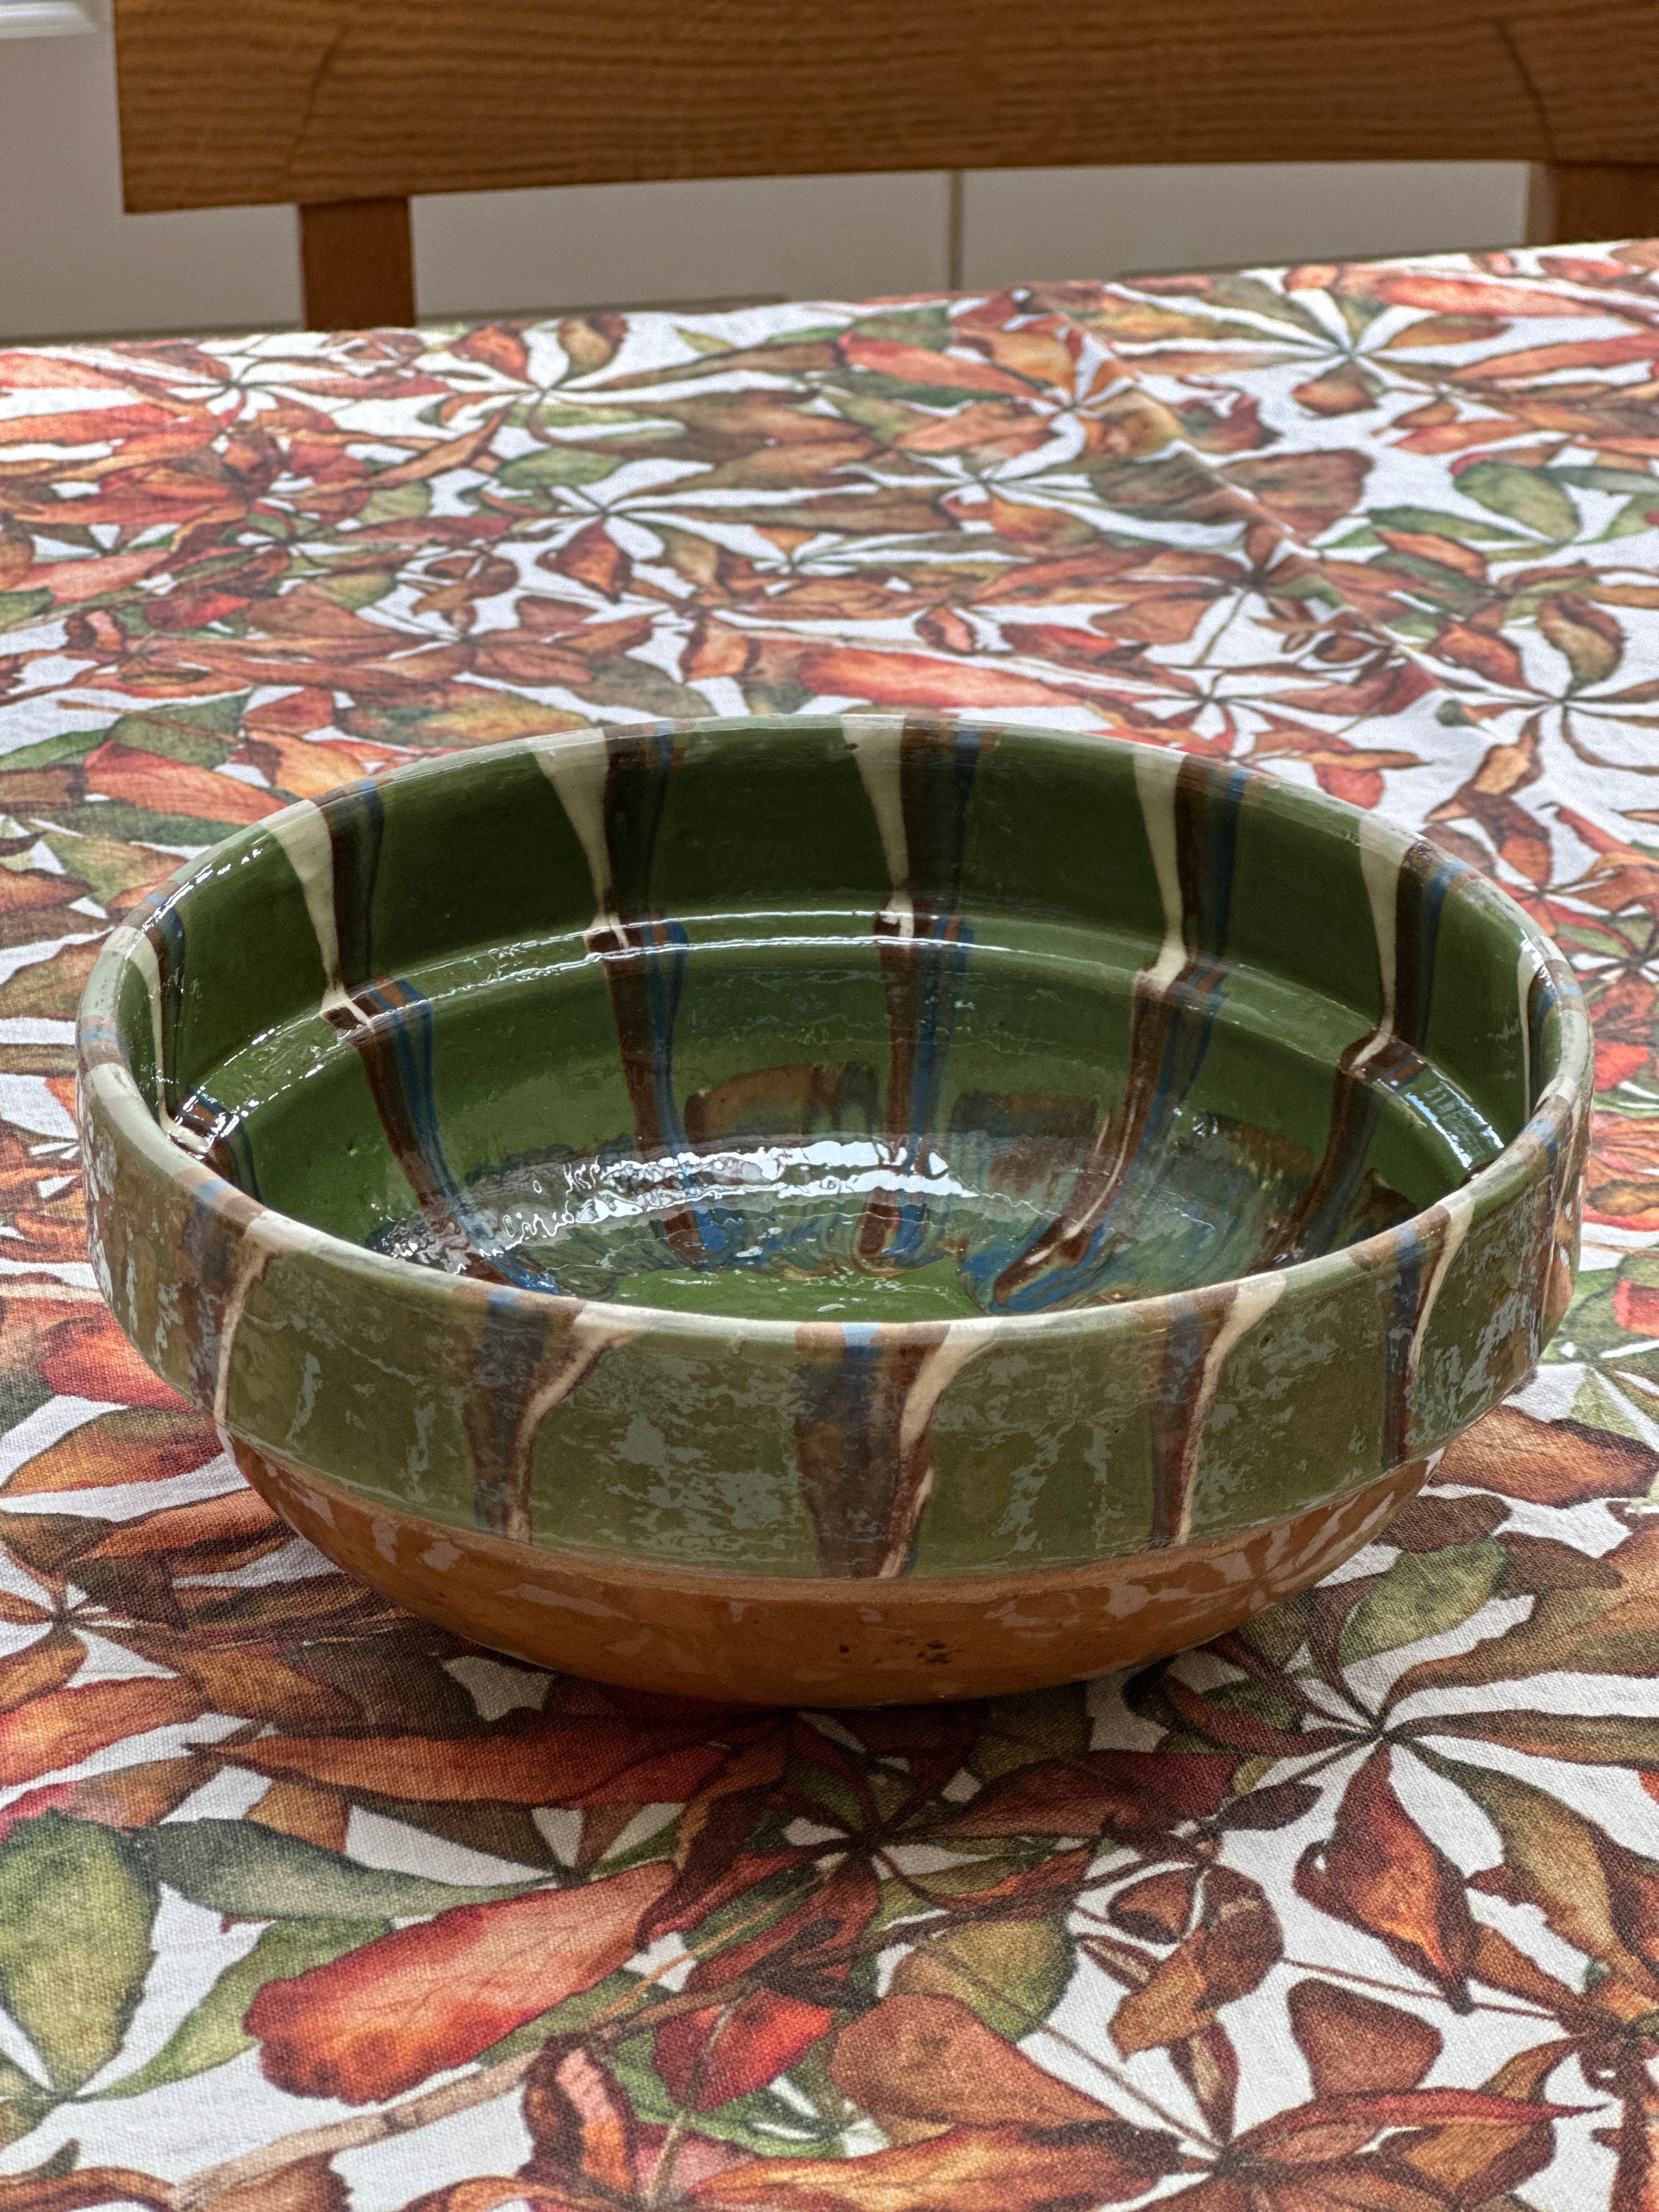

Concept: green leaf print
[[0, 1814, 157, 2092], [1455, 461, 1579, 541], [98, 1916, 390, 2097], [1338, 1539, 1508, 1668], [136, 1819, 541, 1920]]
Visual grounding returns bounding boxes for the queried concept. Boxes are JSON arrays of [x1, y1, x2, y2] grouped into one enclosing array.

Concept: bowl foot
[[231, 1442, 1426, 1706]]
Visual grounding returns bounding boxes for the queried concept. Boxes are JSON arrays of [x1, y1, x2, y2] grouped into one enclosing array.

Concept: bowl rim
[[77, 713, 1594, 1348]]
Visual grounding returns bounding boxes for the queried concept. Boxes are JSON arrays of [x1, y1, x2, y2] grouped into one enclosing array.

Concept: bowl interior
[[134, 719, 1549, 1324]]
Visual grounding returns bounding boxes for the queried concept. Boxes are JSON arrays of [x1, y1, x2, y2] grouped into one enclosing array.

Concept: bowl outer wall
[[231, 1434, 1430, 1705], [76, 717, 1592, 1609]]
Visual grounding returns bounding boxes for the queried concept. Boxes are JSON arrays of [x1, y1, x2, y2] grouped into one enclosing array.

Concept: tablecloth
[[0, 242, 1655, 2212]]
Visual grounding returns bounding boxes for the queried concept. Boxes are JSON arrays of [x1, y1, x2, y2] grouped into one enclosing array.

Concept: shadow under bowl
[[76, 714, 1591, 1703]]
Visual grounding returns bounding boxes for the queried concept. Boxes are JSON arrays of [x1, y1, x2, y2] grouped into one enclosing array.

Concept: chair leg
[[299, 198, 416, 330], [1528, 163, 1659, 249]]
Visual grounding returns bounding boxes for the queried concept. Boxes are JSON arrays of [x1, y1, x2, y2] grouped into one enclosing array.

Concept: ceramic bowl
[[77, 715, 1591, 1705]]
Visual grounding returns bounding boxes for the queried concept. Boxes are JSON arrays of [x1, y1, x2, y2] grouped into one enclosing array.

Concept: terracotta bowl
[[76, 715, 1591, 1705]]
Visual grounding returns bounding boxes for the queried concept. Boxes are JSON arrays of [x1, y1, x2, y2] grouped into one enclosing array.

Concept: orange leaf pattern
[[3, 245, 1659, 2207], [248, 1861, 674, 2103]]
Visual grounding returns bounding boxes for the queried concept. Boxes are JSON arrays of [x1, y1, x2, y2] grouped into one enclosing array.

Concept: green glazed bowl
[[76, 715, 1591, 1704]]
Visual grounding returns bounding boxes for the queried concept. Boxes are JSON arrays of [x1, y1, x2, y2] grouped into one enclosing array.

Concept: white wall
[[960, 162, 1529, 293], [0, 21, 1530, 341]]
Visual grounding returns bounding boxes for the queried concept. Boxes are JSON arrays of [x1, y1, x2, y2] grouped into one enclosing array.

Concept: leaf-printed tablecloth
[[0, 244, 1656, 2211]]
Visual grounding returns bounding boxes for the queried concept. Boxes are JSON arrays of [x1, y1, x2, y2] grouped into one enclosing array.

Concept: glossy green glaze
[[77, 716, 1590, 1599]]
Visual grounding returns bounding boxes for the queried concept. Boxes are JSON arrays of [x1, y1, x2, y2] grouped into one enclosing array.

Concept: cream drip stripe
[[1352, 811, 1403, 1075], [499, 1312, 646, 1542], [843, 712, 911, 898], [532, 727, 614, 927], [1174, 1271, 1286, 1547], [266, 801, 352, 1018], [844, 712, 919, 939], [1406, 1187, 1476, 1398], [1516, 940, 1543, 1119], [209, 1207, 327, 1426], [1133, 744, 1186, 994]]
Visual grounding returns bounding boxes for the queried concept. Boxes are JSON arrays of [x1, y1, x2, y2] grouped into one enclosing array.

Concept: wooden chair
[[111, 0, 1659, 331]]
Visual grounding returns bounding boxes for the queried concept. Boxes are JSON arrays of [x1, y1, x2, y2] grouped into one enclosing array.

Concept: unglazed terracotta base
[[238, 1440, 1427, 1705]]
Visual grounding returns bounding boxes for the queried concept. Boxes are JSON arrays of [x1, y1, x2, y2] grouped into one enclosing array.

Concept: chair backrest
[[113, 0, 1659, 330]]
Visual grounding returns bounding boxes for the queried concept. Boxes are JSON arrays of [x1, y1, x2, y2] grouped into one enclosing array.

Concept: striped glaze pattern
[[76, 716, 1590, 1672]]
